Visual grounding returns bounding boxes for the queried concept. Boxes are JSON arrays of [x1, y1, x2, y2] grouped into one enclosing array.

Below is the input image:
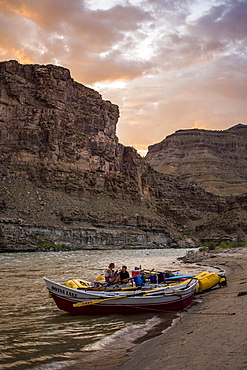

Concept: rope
[[184, 311, 236, 316], [198, 291, 246, 295], [117, 304, 186, 313]]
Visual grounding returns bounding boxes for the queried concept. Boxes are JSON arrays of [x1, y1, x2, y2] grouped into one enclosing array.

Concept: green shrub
[[36, 240, 68, 250], [218, 242, 229, 249], [208, 241, 216, 250]]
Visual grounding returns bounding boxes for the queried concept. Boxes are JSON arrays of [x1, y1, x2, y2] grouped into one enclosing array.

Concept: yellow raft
[[65, 279, 92, 289], [96, 274, 105, 282], [64, 278, 138, 291], [194, 271, 227, 292], [172, 271, 227, 292]]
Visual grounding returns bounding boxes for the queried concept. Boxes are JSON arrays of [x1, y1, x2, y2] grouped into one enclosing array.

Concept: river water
[[0, 248, 205, 370]]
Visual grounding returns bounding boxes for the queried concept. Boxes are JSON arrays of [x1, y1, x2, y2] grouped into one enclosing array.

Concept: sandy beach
[[61, 247, 247, 370], [117, 247, 247, 370]]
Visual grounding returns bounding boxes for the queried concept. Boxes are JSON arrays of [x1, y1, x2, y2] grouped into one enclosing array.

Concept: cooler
[[132, 270, 141, 277]]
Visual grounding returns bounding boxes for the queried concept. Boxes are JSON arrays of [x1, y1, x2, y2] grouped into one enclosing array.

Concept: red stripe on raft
[[51, 292, 195, 315]]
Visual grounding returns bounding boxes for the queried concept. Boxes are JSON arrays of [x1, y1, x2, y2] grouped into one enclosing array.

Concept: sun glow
[[92, 81, 127, 91], [12, 49, 33, 64], [137, 149, 148, 157], [192, 121, 207, 129]]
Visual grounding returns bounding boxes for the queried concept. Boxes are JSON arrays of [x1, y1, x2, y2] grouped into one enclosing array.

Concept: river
[[0, 248, 204, 370]]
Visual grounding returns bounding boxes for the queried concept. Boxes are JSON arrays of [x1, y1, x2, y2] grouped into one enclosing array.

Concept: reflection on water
[[0, 249, 202, 369]]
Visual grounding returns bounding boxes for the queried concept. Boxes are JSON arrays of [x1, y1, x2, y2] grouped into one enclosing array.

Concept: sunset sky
[[0, 0, 246, 154]]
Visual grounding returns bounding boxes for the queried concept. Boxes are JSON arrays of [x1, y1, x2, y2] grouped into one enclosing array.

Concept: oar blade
[[73, 294, 127, 307], [73, 299, 102, 307]]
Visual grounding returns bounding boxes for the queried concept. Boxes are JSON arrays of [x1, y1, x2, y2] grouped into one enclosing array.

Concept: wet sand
[[61, 248, 247, 369], [116, 247, 247, 370]]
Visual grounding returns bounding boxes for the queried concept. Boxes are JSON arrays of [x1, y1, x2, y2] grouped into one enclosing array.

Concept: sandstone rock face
[[0, 60, 122, 176], [0, 60, 246, 251], [146, 125, 247, 196]]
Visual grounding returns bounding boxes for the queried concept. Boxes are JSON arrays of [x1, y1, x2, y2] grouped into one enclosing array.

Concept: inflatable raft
[[65, 278, 139, 291], [65, 279, 92, 289], [195, 271, 227, 292]]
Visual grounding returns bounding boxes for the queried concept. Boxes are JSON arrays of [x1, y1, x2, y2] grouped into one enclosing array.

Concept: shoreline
[[116, 247, 247, 370], [60, 247, 247, 370]]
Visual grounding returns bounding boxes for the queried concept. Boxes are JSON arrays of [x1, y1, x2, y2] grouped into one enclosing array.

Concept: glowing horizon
[[0, 0, 246, 152]]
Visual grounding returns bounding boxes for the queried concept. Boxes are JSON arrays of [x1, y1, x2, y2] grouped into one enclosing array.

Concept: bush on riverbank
[[199, 241, 247, 252], [36, 240, 70, 251]]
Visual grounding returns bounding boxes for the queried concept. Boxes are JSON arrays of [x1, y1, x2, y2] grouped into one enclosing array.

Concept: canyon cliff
[[0, 60, 246, 252], [146, 125, 247, 196]]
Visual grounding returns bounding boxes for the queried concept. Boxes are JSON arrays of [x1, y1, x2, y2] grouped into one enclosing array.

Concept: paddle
[[73, 294, 127, 307], [73, 286, 189, 308], [73, 279, 197, 308], [73, 287, 166, 308], [142, 268, 180, 273], [89, 275, 135, 289], [141, 269, 178, 277]]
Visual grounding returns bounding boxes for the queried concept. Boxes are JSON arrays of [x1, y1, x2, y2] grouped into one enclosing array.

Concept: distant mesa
[[146, 123, 247, 196]]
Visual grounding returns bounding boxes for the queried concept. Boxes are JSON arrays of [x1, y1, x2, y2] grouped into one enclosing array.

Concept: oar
[[141, 270, 173, 279], [73, 288, 158, 308], [73, 294, 127, 307], [73, 280, 196, 308], [142, 268, 180, 272], [73, 287, 189, 308], [90, 276, 135, 289]]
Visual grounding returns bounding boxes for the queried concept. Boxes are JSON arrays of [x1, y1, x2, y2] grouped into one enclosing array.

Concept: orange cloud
[[0, 0, 246, 152], [11, 48, 33, 64]]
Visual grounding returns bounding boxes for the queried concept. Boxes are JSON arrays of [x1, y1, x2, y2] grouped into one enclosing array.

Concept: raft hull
[[44, 278, 197, 315], [52, 293, 195, 315]]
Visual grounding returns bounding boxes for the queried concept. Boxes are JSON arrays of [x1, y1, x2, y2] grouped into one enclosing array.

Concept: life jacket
[[134, 275, 145, 286]]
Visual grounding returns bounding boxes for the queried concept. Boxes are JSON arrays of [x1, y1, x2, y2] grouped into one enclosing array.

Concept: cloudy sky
[[0, 0, 246, 154]]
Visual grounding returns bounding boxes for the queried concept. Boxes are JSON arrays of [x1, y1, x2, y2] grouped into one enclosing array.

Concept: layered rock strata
[[146, 124, 247, 196], [0, 60, 246, 251]]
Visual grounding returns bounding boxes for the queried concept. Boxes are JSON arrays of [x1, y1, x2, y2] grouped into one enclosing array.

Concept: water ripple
[[0, 248, 201, 369]]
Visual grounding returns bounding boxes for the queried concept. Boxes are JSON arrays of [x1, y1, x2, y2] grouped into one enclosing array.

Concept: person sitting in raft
[[134, 265, 142, 270], [105, 263, 120, 283], [120, 265, 130, 282]]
